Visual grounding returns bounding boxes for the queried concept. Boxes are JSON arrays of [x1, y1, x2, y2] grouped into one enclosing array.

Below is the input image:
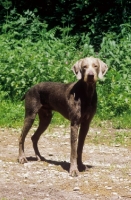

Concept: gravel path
[[0, 127, 131, 200]]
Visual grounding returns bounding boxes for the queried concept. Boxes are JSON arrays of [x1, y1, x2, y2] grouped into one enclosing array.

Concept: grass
[[0, 100, 69, 128], [86, 128, 131, 148], [0, 100, 131, 129], [111, 115, 131, 129], [0, 101, 24, 127], [0, 100, 131, 148], [1, 100, 131, 129]]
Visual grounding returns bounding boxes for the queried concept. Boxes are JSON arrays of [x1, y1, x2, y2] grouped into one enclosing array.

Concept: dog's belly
[[41, 101, 70, 120], [52, 102, 70, 120]]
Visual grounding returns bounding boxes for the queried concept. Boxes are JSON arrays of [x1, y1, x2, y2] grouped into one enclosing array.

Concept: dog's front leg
[[69, 123, 79, 177]]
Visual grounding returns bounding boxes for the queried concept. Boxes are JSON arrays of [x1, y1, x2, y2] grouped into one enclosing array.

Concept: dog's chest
[[81, 99, 94, 116], [68, 92, 96, 122], [74, 91, 97, 120]]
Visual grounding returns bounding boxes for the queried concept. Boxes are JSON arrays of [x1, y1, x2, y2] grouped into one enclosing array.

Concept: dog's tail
[[21, 94, 25, 101]]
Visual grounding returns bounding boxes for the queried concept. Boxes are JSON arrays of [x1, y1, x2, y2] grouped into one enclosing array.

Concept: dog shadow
[[27, 156, 93, 172]]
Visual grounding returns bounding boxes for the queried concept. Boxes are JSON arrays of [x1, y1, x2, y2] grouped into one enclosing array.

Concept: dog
[[18, 57, 108, 176]]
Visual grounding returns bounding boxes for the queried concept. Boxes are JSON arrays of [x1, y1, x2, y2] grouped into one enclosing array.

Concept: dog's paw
[[36, 155, 42, 161], [78, 163, 92, 172], [69, 166, 79, 177], [18, 156, 28, 164], [78, 163, 87, 172]]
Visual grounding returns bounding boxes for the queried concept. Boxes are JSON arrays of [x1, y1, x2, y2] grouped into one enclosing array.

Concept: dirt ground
[[0, 126, 131, 200]]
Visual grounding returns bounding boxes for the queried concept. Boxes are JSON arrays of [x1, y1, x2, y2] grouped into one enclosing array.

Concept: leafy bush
[[97, 26, 131, 118], [0, 10, 95, 100], [1, 0, 131, 49], [0, 9, 131, 122]]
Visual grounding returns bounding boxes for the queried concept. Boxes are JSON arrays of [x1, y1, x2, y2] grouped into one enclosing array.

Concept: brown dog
[[18, 57, 108, 176]]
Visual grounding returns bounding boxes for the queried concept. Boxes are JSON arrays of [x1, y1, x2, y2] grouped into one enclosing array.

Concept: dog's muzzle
[[87, 71, 95, 83]]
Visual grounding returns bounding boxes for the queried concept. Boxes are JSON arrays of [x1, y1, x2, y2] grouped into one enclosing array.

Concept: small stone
[[95, 194, 99, 197], [29, 184, 37, 189], [73, 187, 80, 191], [84, 174, 88, 177], [69, 176, 73, 180], [112, 192, 118, 195], [37, 180, 43, 183], [84, 181, 89, 185], [105, 186, 112, 190], [18, 192, 22, 195], [49, 153, 53, 156], [115, 144, 120, 147], [48, 164, 54, 167], [35, 171, 41, 175], [24, 162, 32, 168], [24, 173, 29, 178], [120, 178, 123, 181]]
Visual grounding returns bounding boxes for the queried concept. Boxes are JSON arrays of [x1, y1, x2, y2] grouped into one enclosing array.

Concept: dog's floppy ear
[[72, 59, 83, 79], [97, 59, 108, 79]]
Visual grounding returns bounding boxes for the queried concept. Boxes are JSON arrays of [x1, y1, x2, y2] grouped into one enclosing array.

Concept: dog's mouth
[[84, 73, 97, 84], [87, 75, 95, 83]]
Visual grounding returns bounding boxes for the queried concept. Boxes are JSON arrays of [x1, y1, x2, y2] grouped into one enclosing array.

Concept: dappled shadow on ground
[[27, 156, 93, 172]]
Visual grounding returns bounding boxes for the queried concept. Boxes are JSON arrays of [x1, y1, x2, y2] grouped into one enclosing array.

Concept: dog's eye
[[94, 65, 98, 68], [83, 66, 86, 69]]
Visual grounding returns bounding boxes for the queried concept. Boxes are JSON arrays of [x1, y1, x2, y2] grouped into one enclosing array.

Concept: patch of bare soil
[[0, 127, 131, 200]]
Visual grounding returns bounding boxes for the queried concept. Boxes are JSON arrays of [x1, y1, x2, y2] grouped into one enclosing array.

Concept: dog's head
[[72, 57, 108, 84]]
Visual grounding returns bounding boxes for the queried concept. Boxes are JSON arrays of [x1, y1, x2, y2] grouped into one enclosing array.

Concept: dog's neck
[[86, 82, 96, 97], [71, 80, 96, 103], [79, 80, 96, 98]]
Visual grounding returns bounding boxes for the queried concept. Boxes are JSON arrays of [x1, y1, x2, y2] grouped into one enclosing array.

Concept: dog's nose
[[88, 70, 94, 76]]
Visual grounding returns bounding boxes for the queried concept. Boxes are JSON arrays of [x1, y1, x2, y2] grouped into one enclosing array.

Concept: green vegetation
[[0, 1, 131, 130], [87, 128, 131, 147], [0, 101, 24, 127]]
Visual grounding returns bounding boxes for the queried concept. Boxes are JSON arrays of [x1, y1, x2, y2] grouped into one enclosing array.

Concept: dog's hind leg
[[18, 96, 42, 164], [18, 112, 37, 164], [31, 108, 52, 161]]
